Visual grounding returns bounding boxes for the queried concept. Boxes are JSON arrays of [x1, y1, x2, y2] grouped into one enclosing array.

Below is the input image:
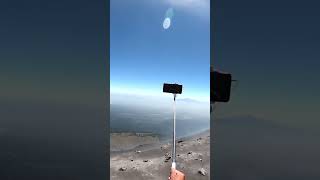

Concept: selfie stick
[[162, 83, 182, 168], [172, 93, 177, 168], [163, 83, 185, 180]]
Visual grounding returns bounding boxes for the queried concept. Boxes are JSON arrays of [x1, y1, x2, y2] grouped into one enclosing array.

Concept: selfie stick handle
[[172, 94, 177, 169]]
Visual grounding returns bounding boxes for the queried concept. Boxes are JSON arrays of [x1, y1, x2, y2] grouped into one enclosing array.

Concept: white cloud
[[164, 0, 210, 17], [111, 85, 209, 104]]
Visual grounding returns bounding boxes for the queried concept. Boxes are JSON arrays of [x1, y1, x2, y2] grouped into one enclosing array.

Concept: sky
[[110, 0, 210, 102], [212, 0, 320, 131]]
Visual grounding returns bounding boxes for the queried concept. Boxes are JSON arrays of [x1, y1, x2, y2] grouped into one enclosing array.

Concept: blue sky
[[110, 0, 210, 101]]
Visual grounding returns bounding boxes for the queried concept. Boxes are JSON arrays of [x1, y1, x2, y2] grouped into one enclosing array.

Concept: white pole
[[172, 94, 177, 169]]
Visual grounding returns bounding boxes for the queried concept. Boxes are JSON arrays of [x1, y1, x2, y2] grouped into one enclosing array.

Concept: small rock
[[130, 159, 133, 162], [165, 152, 170, 157], [135, 150, 141, 153], [143, 160, 149, 162], [198, 168, 207, 176], [187, 151, 192, 155], [177, 154, 180, 157], [164, 155, 171, 162], [119, 167, 127, 171], [178, 140, 183, 143]]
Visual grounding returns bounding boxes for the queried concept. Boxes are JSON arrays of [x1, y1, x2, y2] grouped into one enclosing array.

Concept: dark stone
[[198, 168, 207, 176], [119, 167, 127, 171]]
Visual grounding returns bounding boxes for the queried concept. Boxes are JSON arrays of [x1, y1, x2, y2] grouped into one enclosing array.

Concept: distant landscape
[[110, 93, 210, 140]]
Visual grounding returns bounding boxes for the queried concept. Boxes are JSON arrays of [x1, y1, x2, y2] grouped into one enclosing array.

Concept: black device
[[163, 83, 183, 94], [162, 82, 183, 170], [211, 71, 232, 102]]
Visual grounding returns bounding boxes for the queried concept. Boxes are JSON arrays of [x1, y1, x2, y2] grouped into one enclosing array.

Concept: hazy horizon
[[110, 92, 210, 139]]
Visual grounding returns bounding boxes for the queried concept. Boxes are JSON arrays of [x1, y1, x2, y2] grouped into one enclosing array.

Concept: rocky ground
[[110, 130, 210, 180]]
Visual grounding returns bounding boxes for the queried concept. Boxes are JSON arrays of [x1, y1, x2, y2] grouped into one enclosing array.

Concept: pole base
[[171, 162, 176, 169]]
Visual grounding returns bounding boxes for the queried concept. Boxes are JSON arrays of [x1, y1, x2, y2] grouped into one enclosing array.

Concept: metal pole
[[172, 94, 177, 169]]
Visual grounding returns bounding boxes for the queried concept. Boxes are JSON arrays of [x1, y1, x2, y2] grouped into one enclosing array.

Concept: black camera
[[163, 83, 183, 94], [211, 71, 232, 102]]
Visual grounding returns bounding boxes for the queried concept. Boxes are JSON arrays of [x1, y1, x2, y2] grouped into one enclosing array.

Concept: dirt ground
[[110, 130, 210, 180]]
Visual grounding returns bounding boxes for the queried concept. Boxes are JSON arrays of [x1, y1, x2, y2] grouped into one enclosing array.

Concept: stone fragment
[[198, 168, 207, 176]]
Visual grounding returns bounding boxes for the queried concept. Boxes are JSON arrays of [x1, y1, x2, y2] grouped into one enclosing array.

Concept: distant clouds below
[[110, 92, 210, 113], [110, 85, 210, 103], [110, 93, 210, 138]]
